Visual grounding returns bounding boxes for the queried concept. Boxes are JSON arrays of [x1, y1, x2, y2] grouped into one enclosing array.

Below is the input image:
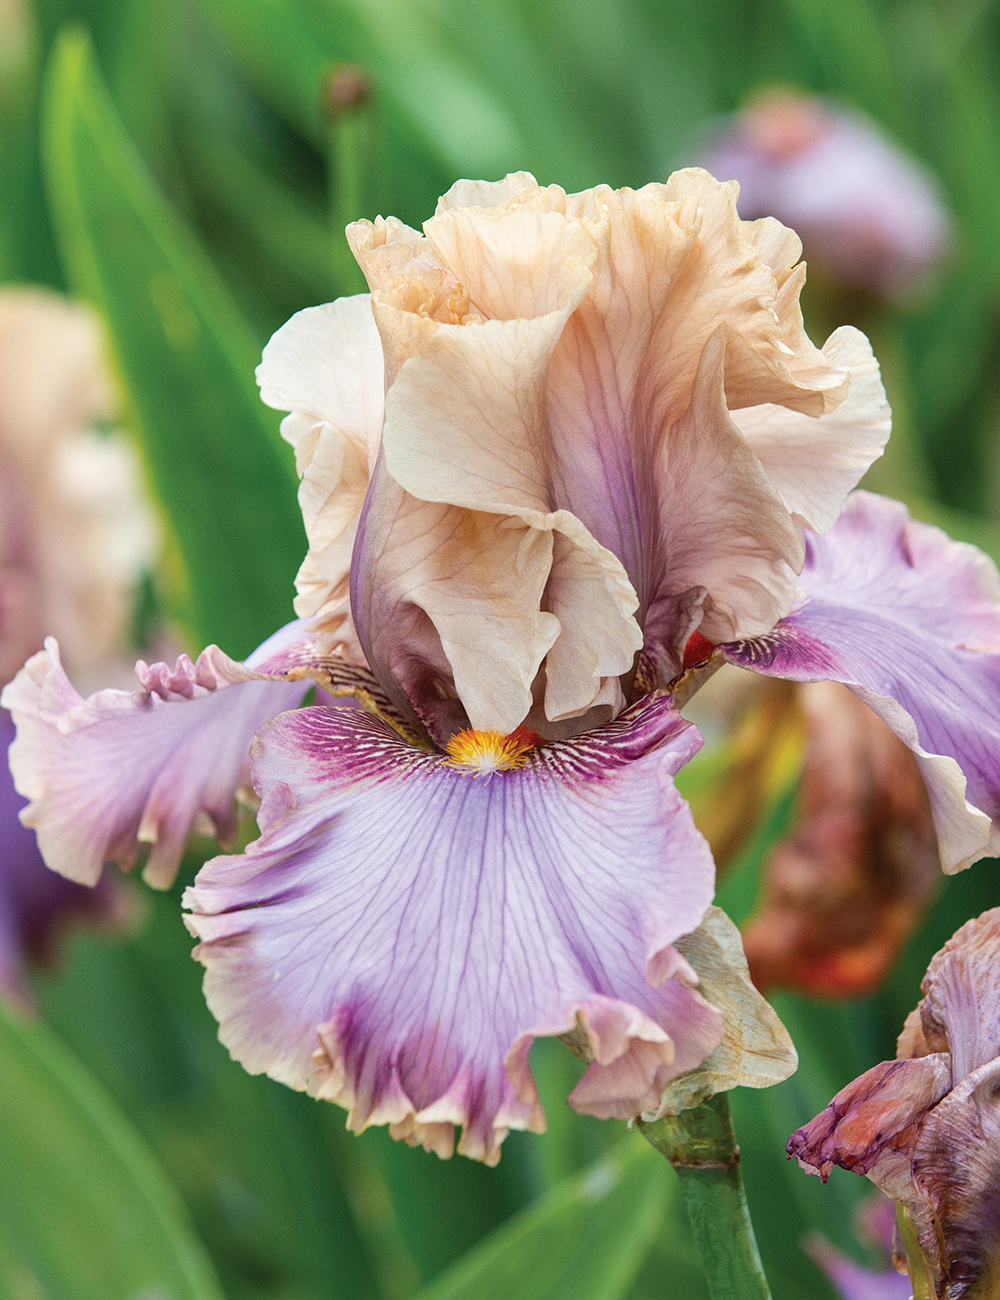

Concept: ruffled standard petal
[[639, 329, 803, 676], [352, 462, 559, 741], [256, 297, 384, 651], [721, 492, 1000, 872], [732, 327, 891, 533], [183, 692, 721, 1165], [0, 622, 318, 889], [379, 310, 642, 730]]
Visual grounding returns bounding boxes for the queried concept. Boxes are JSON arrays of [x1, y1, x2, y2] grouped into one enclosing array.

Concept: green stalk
[[323, 62, 372, 295], [638, 1094, 772, 1300]]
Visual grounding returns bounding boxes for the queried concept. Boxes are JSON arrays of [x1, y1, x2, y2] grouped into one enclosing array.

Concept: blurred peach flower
[[0, 288, 158, 998]]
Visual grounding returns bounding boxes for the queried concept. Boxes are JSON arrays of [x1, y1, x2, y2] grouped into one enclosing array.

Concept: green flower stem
[[323, 62, 373, 295], [638, 1094, 772, 1300]]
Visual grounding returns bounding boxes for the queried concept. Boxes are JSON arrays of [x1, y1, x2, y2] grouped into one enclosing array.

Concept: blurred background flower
[[0, 288, 157, 1001], [692, 88, 954, 302]]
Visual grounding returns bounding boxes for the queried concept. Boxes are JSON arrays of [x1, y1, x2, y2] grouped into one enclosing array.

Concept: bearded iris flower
[[6, 170, 1000, 1163]]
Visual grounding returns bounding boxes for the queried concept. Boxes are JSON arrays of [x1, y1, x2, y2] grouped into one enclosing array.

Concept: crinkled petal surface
[[644, 905, 797, 1118], [790, 910, 1000, 1297], [721, 492, 1000, 872], [183, 692, 722, 1164], [787, 1053, 953, 1181], [732, 327, 891, 534], [0, 622, 315, 889]]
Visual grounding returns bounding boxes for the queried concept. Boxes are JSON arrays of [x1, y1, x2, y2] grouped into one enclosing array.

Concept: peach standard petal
[[265, 169, 890, 738]]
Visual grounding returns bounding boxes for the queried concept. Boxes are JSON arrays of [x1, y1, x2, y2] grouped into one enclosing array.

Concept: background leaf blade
[[42, 24, 304, 656], [0, 997, 224, 1300]]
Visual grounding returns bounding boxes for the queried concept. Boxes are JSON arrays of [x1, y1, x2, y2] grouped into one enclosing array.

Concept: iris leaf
[[42, 25, 304, 657], [416, 1136, 675, 1300], [0, 997, 223, 1300], [36, 882, 395, 1300]]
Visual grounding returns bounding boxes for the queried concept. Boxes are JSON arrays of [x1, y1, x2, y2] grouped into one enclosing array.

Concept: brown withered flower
[[743, 680, 940, 998], [788, 908, 1000, 1298]]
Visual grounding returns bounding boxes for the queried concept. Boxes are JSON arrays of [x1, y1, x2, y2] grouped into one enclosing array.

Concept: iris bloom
[[0, 289, 157, 997], [789, 909, 1000, 1298], [6, 172, 1000, 1163]]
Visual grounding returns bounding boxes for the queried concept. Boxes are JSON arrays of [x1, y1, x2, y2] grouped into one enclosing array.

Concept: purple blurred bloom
[[696, 89, 953, 299], [806, 1233, 913, 1300]]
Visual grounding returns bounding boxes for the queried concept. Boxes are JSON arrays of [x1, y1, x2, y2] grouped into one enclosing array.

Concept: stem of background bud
[[638, 1094, 772, 1300], [323, 62, 373, 296]]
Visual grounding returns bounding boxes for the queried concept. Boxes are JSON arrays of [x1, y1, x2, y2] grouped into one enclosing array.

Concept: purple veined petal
[[720, 491, 1000, 873], [0, 620, 352, 891], [183, 692, 722, 1164], [0, 708, 126, 1001]]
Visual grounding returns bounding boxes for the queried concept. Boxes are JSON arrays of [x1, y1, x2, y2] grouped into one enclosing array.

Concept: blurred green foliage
[[4, 0, 1000, 1296]]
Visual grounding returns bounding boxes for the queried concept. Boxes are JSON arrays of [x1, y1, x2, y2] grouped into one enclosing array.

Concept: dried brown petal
[[744, 681, 939, 997]]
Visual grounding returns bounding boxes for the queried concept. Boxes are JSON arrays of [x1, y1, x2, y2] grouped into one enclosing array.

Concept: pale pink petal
[[722, 492, 1000, 872], [0, 708, 129, 1002], [183, 692, 721, 1164], [0, 622, 318, 889]]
